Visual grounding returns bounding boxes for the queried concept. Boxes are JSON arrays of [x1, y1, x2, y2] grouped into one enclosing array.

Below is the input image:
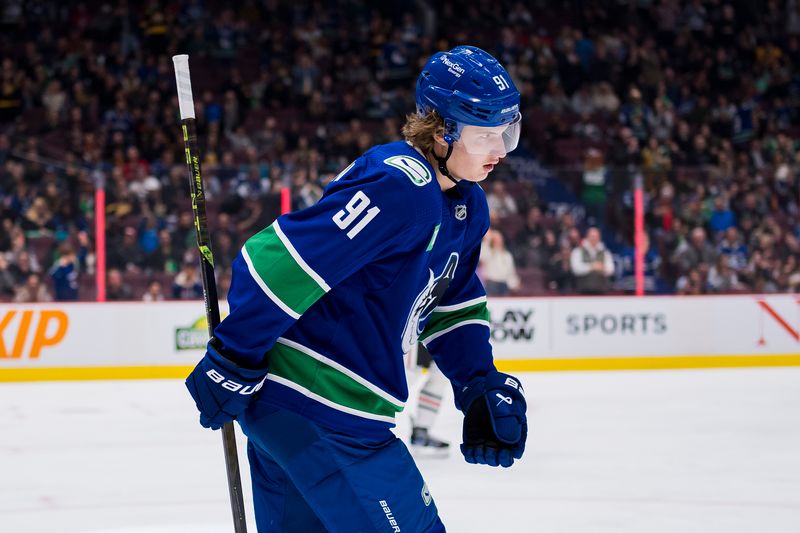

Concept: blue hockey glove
[[456, 370, 527, 468], [185, 339, 267, 430]]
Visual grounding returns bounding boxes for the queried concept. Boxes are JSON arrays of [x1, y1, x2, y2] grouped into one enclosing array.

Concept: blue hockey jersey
[[213, 141, 495, 435]]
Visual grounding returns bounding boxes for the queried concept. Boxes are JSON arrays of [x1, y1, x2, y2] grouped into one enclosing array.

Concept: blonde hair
[[401, 110, 444, 155]]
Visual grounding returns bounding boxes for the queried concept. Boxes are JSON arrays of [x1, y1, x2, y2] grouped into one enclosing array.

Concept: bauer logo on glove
[[205, 368, 265, 395], [186, 338, 268, 430]]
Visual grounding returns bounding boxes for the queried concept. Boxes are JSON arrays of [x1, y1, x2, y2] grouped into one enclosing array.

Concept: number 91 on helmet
[[415, 45, 522, 156]]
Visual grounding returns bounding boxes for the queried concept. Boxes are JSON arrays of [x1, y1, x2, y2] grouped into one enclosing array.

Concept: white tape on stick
[[172, 54, 196, 120]]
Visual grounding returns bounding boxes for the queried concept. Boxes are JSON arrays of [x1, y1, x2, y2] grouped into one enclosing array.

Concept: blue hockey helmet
[[415, 46, 521, 155]]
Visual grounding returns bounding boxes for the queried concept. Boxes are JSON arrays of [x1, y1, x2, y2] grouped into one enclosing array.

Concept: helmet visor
[[456, 113, 522, 156]]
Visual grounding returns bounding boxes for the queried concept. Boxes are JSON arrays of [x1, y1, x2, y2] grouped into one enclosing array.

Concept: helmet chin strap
[[433, 142, 460, 186]]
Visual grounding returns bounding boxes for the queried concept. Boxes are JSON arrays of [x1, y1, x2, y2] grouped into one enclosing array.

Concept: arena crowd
[[1, 0, 798, 301]]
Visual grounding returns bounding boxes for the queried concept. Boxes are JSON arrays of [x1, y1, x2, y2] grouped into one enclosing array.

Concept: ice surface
[[1, 368, 799, 532]]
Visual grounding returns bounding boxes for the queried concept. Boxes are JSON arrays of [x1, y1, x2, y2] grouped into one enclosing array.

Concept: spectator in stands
[[0, 217, 14, 252], [292, 170, 323, 211], [146, 229, 182, 274], [732, 192, 761, 227], [0, 69, 23, 123], [679, 196, 706, 231], [107, 226, 145, 272], [14, 273, 52, 302], [21, 197, 55, 235], [555, 211, 578, 248], [676, 267, 706, 295], [580, 148, 608, 227], [614, 232, 663, 293], [514, 206, 547, 267], [479, 229, 520, 296], [570, 227, 615, 294], [746, 248, 778, 293], [175, 211, 200, 251], [546, 239, 575, 293], [107, 268, 133, 301], [572, 112, 602, 142], [8, 250, 39, 286], [718, 227, 749, 274], [619, 87, 652, 141], [137, 214, 161, 259], [565, 226, 583, 250], [75, 231, 92, 273], [671, 227, 718, 275], [708, 194, 736, 236], [570, 85, 595, 116], [217, 268, 232, 300], [707, 255, 743, 293], [207, 233, 234, 275], [0, 254, 15, 299], [486, 181, 518, 218], [687, 132, 714, 166], [142, 280, 166, 302], [172, 259, 203, 299], [540, 79, 570, 113], [0, 133, 9, 164], [49, 243, 79, 301], [607, 127, 642, 199], [777, 255, 800, 292], [649, 99, 675, 141], [641, 136, 673, 186], [591, 82, 620, 115], [42, 79, 67, 126], [538, 229, 560, 271]]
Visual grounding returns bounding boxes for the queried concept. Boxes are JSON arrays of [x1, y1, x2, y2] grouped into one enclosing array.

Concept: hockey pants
[[239, 403, 446, 532]]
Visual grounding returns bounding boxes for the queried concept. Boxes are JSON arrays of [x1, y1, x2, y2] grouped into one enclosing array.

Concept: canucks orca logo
[[401, 252, 459, 353]]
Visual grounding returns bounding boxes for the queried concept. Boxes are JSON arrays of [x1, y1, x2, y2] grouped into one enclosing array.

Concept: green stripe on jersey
[[244, 224, 326, 315], [268, 340, 404, 419], [420, 301, 490, 341], [425, 224, 440, 252]]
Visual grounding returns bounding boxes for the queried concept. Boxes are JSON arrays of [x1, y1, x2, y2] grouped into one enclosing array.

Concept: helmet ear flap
[[442, 118, 457, 145]]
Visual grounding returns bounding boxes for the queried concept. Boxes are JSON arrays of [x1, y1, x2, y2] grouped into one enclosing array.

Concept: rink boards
[[0, 295, 798, 381]]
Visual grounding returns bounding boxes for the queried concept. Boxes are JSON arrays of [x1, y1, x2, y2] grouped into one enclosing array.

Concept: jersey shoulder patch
[[383, 154, 433, 187], [327, 142, 441, 230]]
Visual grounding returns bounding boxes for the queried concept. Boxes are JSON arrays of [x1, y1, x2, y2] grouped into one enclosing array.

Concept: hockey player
[[186, 45, 528, 532], [408, 343, 452, 458]]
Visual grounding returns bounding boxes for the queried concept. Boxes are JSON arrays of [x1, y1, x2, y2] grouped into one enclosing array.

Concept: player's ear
[[433, 132, 449, 148]]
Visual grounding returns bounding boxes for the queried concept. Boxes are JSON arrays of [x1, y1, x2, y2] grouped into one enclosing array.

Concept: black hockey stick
[[172, 54, 248, 533]]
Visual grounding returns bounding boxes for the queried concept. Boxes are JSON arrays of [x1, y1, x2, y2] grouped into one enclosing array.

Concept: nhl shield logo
[[455, 205, 467, 220]]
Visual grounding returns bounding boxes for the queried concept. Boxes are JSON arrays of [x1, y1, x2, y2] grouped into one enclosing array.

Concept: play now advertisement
[[487, 295, 799, 358], [0, 296, 797, 379]]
